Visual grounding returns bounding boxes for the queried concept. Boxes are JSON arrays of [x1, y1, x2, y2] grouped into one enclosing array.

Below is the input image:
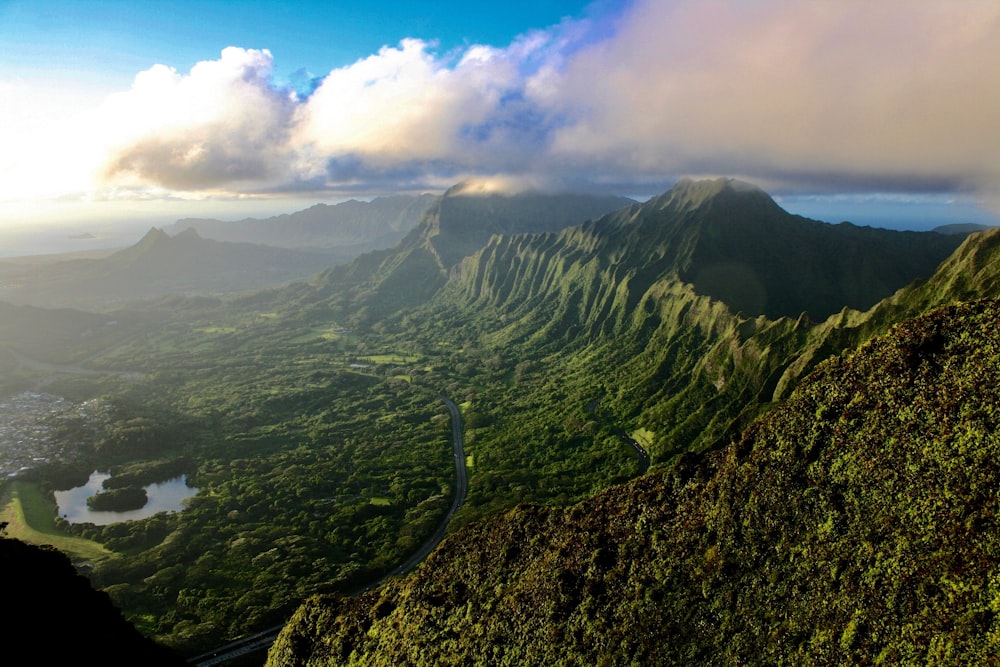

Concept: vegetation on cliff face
[[298, 187, 635, 324], [268, 299, 1000, 666], [365, 179, 973, 518]]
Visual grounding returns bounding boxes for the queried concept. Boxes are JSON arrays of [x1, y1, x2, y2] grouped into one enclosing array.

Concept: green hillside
[[268, 298, 1000, 666], [299, 187, 635, 323], [367, 179, 971, 514], [448, 178, 960, 330], [3, 178, 995, 657]]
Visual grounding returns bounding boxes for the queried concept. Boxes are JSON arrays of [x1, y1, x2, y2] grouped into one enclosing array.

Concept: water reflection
[[54, 470, 198, 525]]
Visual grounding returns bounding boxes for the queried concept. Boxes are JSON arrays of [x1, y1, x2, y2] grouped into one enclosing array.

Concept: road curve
[[585, 394, 651, 476], [373, 395, 467, 581], [188, 394, 467, 667]]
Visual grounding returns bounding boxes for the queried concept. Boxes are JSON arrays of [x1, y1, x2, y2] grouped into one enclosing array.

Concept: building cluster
[[0, 392, 99, 478]]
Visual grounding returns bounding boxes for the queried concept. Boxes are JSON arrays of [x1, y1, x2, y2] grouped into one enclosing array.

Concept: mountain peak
[[138, 226, 170, 242], [130, 227, 171, 253], [648, 177, 771, 213]]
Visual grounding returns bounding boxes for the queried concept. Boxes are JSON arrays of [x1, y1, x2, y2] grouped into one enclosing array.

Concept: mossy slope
[[269, 299, 1000, 666]]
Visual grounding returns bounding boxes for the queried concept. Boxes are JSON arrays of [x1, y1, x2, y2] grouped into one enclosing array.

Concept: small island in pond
[[86, 486, 148, 512]]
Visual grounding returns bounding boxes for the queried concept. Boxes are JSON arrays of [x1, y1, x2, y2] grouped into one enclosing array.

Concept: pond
[[54, 471, 199, 525]]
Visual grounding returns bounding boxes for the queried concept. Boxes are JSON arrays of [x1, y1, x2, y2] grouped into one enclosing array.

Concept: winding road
[[369, 395, 467, 582], [586, 394, 651, 475], [188, 394, 467, 667]]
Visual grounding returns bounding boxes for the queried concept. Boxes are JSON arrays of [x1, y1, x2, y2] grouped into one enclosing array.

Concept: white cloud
[[291, 39, 518, 176], [7, 0, 1000, 210], [99, 47, 298, 190], [0, 78, 111, 201], [541, 0, 1000, 194]]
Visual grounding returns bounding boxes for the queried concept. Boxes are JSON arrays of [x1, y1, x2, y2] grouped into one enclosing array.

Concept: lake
[[54, 471, 198, 525]]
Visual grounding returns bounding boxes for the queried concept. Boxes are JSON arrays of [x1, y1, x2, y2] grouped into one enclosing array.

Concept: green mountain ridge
[[268, 297, 1000, 666], [251, 179, 992, 519], [298, 187, 635, 322], [396, 178, 970, 472], [420, 186, 636, 270], [450, 177, 962, 326], [6, 178, 1000, 660]]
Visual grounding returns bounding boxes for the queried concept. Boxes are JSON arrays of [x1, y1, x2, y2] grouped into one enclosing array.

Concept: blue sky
[[1, 0, 604, 87], [1, 0, 999, 241]]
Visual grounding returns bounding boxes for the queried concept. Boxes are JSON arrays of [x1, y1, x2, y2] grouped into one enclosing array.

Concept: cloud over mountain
[[545, 1, 1000, 194], [79, 0, 1000, 203]]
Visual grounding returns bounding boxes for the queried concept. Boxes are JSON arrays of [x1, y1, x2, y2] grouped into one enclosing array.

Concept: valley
[[269, 299, 1000, 665], [1, 177, 999, 664]]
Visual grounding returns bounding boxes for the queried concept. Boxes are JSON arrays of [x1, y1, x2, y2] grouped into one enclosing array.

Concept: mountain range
[[0, 227, 345, 310], [167, 194, 436, 249], [262, 178, 1000, 664], [296, 178, 967, 466], [294, 185, 635, 319], [4, 177, 1000, 664], [0, 194, 438, 311]]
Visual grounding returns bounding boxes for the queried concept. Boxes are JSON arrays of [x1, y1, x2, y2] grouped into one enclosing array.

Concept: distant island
[[931, 222, 996, 235]]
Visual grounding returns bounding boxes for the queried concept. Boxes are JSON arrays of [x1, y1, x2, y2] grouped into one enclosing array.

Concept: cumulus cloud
[[542, 0, 1000, 195], [290, 39, 521, 180], [99, 47, 298, 190], [89, 0, 1000, 203]]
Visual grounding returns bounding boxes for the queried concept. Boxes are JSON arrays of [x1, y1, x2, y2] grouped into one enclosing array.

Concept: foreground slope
[[269, 298, 1000, 666], [1, 536, 186, 665]]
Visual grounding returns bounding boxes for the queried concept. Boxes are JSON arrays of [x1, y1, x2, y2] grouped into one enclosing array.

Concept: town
[[0, 392, 99, 477]]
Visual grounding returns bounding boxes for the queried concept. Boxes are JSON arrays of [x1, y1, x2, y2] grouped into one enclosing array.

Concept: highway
[[585, 394, 651, 475], [612, 427, 650, 475], [364, 395, 467, 584], [188, 394, 467, 667]]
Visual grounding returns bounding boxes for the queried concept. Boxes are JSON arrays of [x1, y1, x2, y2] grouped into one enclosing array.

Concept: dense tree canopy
[[269, 299, 1000, 666]]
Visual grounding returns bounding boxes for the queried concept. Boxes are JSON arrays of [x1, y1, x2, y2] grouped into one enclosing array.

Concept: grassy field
[[365, 354, 422, 364], [631, 427, 655, 448], [0, 481, 112, 562]]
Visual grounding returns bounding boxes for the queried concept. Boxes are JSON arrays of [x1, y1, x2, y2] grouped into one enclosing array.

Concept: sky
[[2, 0, 1000, 252]]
